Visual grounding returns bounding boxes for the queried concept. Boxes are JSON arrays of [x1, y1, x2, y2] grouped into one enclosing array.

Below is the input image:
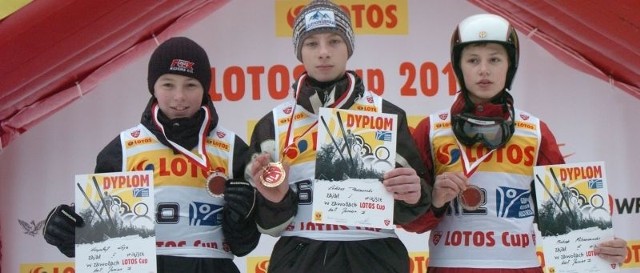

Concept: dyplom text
[[102, 173, 150, 190], [207, 62, 458, 102]]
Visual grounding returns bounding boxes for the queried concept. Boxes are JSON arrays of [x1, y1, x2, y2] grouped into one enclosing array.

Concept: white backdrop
[[1, 1, 638, 273]]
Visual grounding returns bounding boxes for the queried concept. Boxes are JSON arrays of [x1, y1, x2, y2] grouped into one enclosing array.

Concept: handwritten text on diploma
[[552, 235, 604, 268], [312, 179, 394, 229]]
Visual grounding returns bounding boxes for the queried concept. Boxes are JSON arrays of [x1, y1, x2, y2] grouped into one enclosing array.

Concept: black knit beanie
[[147, 37, 211, 104]]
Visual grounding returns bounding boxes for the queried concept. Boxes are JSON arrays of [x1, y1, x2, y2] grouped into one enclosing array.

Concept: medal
[[257, 74, 353, 188], [452, 138, 494, 211], [153, 104, 229, 197], [260, 162, 286, 187], [459, 184, 484, 210], [206, 171, 227, 197]]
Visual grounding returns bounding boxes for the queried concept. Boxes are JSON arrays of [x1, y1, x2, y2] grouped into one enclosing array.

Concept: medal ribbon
[[152, 104, 213, 174], [281, 73, 356, 161], [455, 138, 496, 178]]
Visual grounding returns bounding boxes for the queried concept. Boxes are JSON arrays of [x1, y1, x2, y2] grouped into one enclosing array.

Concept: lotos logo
[[20, 263, 75, 273], [284, 144, 300, 160], [216, 131, 226, 138], [131, 160, 154, 172], [277, 1, 408, 36], [255, 260, 269, 273], [126, 137, 153, 147], [286, 5, 308, 27], [436, 143, 460, 165]]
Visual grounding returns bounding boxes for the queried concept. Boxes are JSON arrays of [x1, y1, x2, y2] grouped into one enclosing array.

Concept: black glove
[[43, 204, 84, 257], [223, 180, 256, 226], [223, 179, 260, 256]]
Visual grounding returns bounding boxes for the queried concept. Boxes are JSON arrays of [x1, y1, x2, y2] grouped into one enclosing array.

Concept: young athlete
[[244, 1, 437, 272], [42, 37, 260, 273], [403, 13, 628, 273]]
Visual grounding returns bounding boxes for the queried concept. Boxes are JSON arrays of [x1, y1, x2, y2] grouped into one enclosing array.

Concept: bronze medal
[[459, 184, 484, 211], [260, 162, 286, 188], [206, 172, 227, 197]]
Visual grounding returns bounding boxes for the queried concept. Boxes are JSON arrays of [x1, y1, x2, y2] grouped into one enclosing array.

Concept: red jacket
[[402, 95, 565, 233]]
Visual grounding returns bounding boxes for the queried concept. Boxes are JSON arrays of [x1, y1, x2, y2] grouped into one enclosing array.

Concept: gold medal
[[260, 162, 286, 188], [459, 185, 484, 210], [206, 172, 227, 197]]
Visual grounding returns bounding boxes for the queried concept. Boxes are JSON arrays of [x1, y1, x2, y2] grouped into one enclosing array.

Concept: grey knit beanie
[[292, 0, 354, 62]]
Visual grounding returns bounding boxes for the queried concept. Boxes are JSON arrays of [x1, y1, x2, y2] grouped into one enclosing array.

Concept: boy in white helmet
[[244, 1, 441, 272], [403, 13, 628, 273]]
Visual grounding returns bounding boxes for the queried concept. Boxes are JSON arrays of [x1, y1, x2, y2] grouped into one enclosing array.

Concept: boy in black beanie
[[42, 37, 260, 273]]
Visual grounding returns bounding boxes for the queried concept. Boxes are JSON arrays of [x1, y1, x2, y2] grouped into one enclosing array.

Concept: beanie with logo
[[147, 37, 211, 104], [292, 0, 354, 62]]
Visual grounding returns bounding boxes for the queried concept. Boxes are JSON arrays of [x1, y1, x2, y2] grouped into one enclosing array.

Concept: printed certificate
[[312, 108, 397, 229], [75, 171, 156, 273], [533, 161, 619, 273]]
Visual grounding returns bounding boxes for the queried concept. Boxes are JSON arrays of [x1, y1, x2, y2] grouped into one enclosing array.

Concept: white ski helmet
[[451, 14, 519, 92]]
